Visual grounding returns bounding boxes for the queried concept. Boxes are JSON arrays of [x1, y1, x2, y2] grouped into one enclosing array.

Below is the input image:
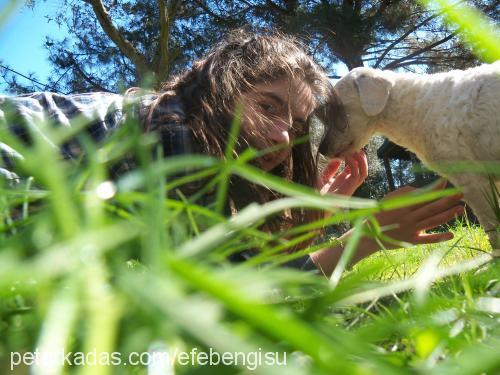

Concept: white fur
[[320, 62, 500, 255]]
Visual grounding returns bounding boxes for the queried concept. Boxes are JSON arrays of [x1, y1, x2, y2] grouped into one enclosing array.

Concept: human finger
[[398, 178, 454, 213], [321, 158, 342, 184], [415, 204, 464, 231], [383, 178, 448, 210], [344, 154, 360, 181], [400, 178, 447, 194], [412, 192, 464, 222], [383, 184, 416, 199], [318, 160, 341, 192], [414, 231, 454, 244], [324, 166, 352, 192], [357, 150, 368, 180], [348, 150, 368, 183], [429, 177, 448, 190]]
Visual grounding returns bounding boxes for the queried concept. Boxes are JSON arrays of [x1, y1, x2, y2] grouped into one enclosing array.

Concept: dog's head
[[318, 67, 393, 157]]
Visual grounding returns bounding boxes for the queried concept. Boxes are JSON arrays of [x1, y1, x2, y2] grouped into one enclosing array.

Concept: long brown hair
[[143, 30, 345, 238]]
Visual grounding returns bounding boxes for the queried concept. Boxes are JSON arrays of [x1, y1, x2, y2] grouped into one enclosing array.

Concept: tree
[[195, 0, 498, 72], [43, 0, 185, 92], [5, 0, 238, 93], [3, 1, 498, 93]]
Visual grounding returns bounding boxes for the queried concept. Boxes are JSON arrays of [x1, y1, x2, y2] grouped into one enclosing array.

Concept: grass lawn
[[0, 96, 498, 375], [0, 157, 498, 375]]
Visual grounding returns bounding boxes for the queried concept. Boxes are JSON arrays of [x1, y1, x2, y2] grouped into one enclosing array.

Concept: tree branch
[[382, 32, 459, 70], [374, 15, 439, 67], [374, 1, 466, 68], [193, 0, 234, 25], [154, 0, 181, 85], [374, 0, 391, 18], [72, 61, 111, 92], [354, 0, 361, 13], [264, 0, 286, 13], [86, 0, 150, 78]]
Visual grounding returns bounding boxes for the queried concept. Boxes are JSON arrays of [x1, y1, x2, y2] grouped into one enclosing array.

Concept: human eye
[[259, 102, 277, 114]]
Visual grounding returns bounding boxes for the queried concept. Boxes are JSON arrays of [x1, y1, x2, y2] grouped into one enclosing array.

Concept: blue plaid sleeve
[[0, 91, 206, 188], [0, 92, 125, 182]]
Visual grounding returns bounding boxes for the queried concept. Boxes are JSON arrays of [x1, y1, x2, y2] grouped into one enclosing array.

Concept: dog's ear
[[353, 70, 392, 116]]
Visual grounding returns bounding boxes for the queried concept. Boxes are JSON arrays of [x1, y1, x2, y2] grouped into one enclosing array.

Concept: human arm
[[310, 178, 465, 277]]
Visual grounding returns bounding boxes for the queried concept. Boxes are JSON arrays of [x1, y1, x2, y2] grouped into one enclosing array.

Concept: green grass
[[355, 218, 492, 281], [0, 103, 498, 375]]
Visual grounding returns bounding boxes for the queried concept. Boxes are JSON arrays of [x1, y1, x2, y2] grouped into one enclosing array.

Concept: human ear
[[353, 70, 392, 116]]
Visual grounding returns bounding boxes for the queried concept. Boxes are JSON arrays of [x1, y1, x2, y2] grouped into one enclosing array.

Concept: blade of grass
[[335, 253, 492, 306], [32, 281, 80, 375], [215, 105, 242, 214], [167, 257, 366, 373], [330, 218, 365, 289], [0, 0, 21, 30]]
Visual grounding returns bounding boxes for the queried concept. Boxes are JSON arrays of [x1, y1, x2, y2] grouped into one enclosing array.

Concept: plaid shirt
[[0, 91, 196, 181], [0, 91, 317, 272]]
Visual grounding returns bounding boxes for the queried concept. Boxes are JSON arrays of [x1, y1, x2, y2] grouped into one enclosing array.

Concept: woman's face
[[238, 78, 316, 171]]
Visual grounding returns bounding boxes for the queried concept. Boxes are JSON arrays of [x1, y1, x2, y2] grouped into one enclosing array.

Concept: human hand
[[371, 179, 465, 247], [318, 150, 368, 197]]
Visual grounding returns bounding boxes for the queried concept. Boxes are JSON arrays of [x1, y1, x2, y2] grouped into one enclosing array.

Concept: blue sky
[[0, 0, 66, 94]]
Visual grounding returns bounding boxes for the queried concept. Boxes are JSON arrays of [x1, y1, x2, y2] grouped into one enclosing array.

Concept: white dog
[[318, 63, 500, 256]]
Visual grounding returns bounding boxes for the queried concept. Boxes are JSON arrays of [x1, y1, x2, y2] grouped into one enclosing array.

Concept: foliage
[[420, 0, 500, 62], [0, 94, 498, 374], [2, 0, 499, 93]]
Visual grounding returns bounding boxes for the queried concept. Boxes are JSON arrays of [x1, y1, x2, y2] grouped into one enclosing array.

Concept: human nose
[[268, 118, 291, 146]]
